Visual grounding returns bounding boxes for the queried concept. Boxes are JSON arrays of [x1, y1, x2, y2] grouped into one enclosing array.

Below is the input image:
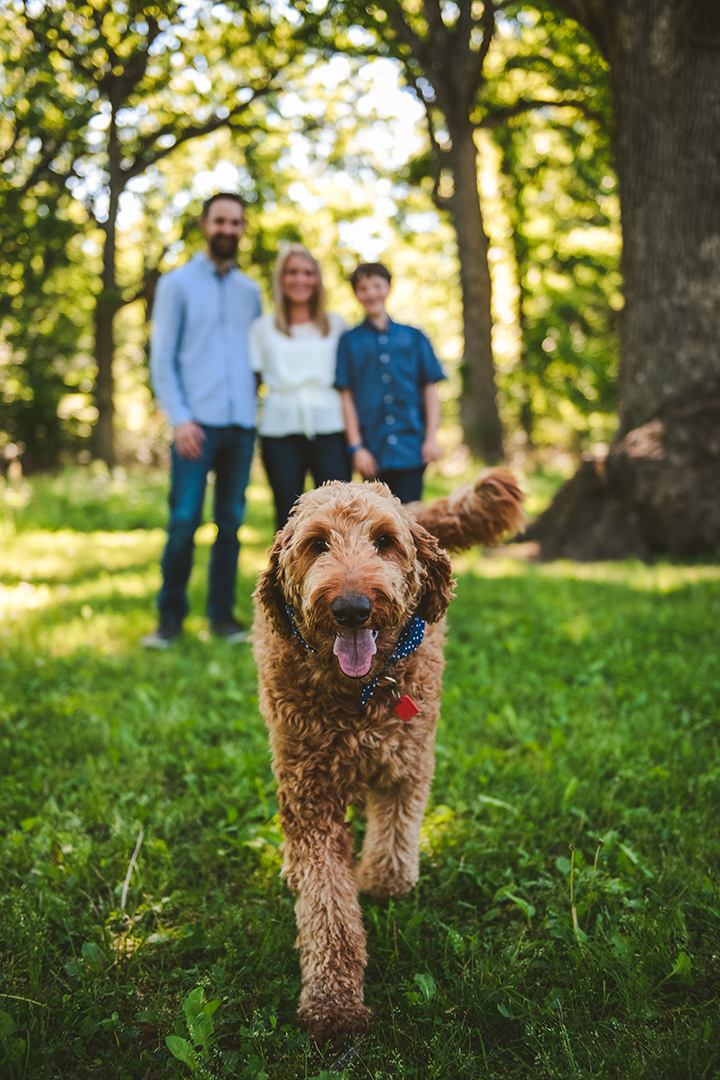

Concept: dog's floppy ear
[[254, 522, 293, 638], [408, 516, 455, 624]]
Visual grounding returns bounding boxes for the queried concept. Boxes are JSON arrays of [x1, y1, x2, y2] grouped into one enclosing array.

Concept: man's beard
[[208, 234, 239, 260]]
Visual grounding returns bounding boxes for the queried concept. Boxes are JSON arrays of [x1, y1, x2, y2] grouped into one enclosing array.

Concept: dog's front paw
[[297, 998, 371, 1044]]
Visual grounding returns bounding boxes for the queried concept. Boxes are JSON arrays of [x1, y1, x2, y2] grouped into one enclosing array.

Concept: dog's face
[[255, 482, 454, 680]]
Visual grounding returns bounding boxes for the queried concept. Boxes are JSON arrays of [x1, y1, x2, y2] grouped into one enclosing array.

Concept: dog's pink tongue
[[333, 629, 377, 678]]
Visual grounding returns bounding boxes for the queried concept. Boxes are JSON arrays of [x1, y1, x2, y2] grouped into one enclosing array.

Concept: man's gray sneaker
[[141, 622, 181, 648], [211, 617, 249, 643]]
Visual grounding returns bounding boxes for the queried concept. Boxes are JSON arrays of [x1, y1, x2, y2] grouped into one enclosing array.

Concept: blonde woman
[[250, 245, 350, 529]]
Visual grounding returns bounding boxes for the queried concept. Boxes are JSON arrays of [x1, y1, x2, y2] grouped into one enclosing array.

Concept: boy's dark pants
[[378, 466, 425, 504]]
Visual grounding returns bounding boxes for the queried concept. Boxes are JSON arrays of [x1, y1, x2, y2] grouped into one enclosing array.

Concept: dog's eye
[[309, 538, 328, 554], [374, 534, 393, 551]]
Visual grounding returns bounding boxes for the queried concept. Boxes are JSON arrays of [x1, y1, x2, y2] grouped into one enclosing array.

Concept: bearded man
[[143, 193, 261, 647]]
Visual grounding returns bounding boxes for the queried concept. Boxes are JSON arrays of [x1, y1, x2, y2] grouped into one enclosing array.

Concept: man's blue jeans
[[157, 424, 255, 626]]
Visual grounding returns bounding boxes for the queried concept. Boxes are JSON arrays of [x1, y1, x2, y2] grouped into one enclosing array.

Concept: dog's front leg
[[278, 787, 370, 1043], [356, 762, 434, 899]]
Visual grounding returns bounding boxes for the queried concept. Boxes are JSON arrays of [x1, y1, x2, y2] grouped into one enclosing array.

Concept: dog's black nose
[[331, 593, 372, 627]]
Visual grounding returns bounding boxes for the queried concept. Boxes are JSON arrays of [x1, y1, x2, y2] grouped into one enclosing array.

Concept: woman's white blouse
[[249, 312, 347, 438]]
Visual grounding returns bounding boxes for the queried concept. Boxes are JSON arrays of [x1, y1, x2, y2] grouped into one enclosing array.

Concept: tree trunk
[[448, 123, 505, 463], [93, 109, 123, 468], [94, 292, 117, 468], [528, 0, 720, 558]]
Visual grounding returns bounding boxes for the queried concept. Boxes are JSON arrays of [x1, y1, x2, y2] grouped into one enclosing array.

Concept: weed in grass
[[1, 465, 720, 1078]]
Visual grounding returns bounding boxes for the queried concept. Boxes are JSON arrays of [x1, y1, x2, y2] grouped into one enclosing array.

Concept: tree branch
[[457, 0, 474, 43], [477, 95, 607, 129], [541, 0, 611, 59], [126, 78, 275, 167], [123, 107, 271, 181], [471, 0, 497, 86], [388, 4, 440, 95], [404, 68, 452, 210], [15, 136, 68, 196], [422, 0, 446, 43], [0, 120, 20, 166]]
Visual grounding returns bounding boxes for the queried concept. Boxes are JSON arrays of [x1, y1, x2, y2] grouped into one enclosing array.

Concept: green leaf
[[667, 951, 695, 987], [182, 986, 205, 1019], [562, 777, 578, 803], [619, 842, 640, 865], [81, 942, 102, 964], [446, 928, 466, 955], [494, 886, 536, 919], [0, 1011, 17, 1038], [477, 794, 519, 815], [187, 1010, 214, 1051], [413, 973, 436, 1001], [503, 891, 536, 920], [165, 1035, 199, 1072]]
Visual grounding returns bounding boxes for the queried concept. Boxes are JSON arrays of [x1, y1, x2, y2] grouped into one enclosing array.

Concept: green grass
[[1, 464, 719, 1079]]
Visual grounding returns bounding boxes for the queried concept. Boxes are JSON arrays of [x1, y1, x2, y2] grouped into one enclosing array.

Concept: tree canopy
[[1, 0, 308, 465], [10, 0, 715, 561]]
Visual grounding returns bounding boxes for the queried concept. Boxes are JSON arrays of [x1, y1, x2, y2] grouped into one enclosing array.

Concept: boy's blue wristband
[[348, 443, 363, 454]]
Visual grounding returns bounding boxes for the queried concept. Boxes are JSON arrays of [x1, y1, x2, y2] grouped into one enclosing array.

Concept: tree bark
[[93, 107, 123, 468], [447, 123, 505, 463], [382, 0, 506, 462], [528, 0, 720, 558]]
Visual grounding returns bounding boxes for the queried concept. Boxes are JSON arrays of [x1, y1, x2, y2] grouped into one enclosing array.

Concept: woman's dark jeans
[[261, 432, 351, 530], [157, 424, 255, 627]]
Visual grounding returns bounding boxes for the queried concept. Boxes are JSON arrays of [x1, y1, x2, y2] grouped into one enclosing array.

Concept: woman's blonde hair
[[272, 244, 330, 337]]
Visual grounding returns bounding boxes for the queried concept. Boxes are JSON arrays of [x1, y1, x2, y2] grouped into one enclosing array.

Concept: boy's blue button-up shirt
[[150, 252, 262, 429], [335, 318, 445, 470]]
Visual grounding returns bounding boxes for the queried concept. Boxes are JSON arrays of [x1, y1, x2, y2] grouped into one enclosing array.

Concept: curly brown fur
[[252, 475, 522, 1042]]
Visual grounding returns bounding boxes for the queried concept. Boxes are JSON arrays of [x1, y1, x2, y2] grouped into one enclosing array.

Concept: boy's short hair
[[350, 262, 392, 292], [200, 192, 246, 219]]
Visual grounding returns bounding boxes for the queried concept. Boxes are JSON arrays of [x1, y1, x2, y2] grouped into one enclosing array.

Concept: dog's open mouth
[[333, 629, 378, 678]]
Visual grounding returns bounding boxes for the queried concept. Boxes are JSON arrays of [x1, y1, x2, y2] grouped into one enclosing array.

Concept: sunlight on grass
[[455, 551, 720, 590]]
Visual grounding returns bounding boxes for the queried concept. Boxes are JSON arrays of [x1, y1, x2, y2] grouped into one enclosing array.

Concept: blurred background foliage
[[0, 0, 618, 476], [487, 5, 619, 456]]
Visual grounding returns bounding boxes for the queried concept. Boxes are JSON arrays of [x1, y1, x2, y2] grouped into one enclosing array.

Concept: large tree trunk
[[529, 0, 720, 558], [448, 124, 505, 464]]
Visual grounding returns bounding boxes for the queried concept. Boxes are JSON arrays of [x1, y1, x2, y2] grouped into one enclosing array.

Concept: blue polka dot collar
[[284, 605, 425, 711], [356, 616, 425, 711]]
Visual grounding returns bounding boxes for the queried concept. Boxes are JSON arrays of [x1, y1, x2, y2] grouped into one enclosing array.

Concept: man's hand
[[422, 435, 442, 465], [352, 447, 379, 480], [174, 420, 205, 460]]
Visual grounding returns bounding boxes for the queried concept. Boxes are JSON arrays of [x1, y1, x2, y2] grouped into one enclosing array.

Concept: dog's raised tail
[[408, 468, 525, 553]]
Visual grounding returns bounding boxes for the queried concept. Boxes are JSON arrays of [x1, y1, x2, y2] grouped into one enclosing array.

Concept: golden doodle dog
[[252, 471, 523, 1042]]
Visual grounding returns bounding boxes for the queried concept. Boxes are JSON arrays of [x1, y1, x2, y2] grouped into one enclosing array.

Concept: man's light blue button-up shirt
[[150, 252, 262, 429]]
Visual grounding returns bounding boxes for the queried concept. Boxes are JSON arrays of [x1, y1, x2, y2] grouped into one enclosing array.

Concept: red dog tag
[[394, 695, 419, 722]]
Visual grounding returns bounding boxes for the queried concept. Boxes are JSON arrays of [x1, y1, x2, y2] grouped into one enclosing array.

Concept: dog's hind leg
[[355, 760, 434, 900], [278, 788, 371, 1043]]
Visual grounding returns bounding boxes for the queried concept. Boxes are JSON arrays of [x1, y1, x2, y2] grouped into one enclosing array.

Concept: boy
[[335, 262, 445, 504]]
